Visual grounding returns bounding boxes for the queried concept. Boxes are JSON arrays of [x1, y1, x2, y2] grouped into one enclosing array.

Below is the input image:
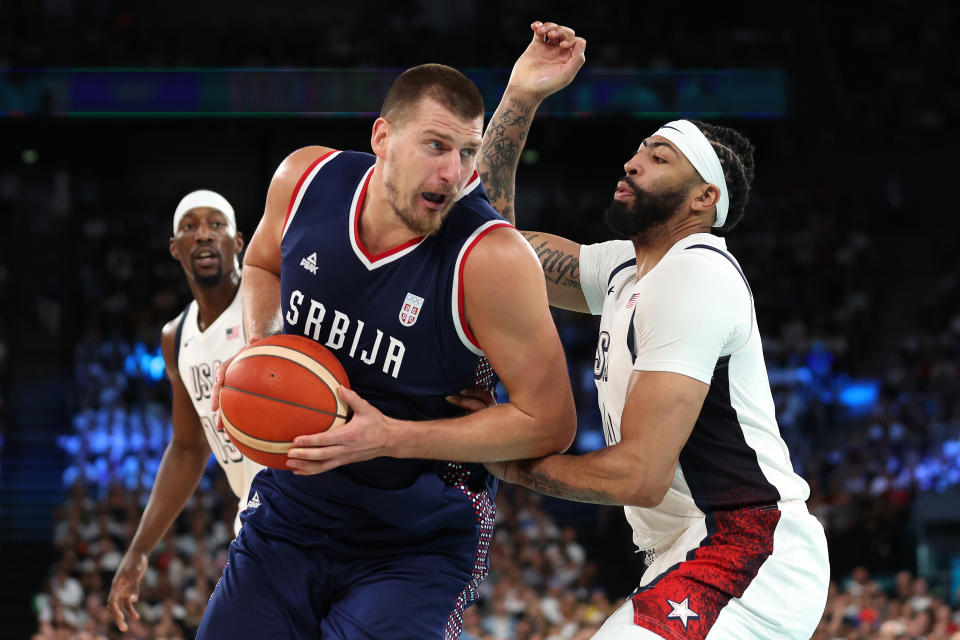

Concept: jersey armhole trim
[[607, 258, 637, 286], [281, 149, 340, 239], [173, 301, 192, 367], [452, 221, 515, 355]]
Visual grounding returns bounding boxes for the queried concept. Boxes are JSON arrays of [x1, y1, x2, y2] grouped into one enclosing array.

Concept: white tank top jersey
[[579, 233, 810, 554], [175, 289, 264, 531]]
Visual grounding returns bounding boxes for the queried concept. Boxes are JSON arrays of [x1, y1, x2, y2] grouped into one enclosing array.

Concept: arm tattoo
[[519, 232, 582, 291], [512, 451, 622, 506], [479, 95, 534, 225]]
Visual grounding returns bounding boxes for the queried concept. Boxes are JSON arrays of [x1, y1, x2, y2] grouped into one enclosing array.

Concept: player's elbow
[[621, 472, 671, 508], [546, 395, 577, 454]]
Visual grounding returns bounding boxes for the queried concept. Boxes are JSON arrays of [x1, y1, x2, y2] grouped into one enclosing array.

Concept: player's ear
[[371, 117, 392, 159], [690, 183, 720, 215], [169, 236, 179, 260], [234, 230, 245, 254]]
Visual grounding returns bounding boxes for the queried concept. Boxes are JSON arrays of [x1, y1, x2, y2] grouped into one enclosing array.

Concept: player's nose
[[624, 153, 642, 176], [437, 151, 462, 184], [196, 222, 215, 241]]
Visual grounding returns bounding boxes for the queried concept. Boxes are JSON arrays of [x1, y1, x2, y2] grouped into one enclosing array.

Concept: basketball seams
[[220, 411, 294, 453], [221, 385, 350, 421], [232, 344, 350, 418]]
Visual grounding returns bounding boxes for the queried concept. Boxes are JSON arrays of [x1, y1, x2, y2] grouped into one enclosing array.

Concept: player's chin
[[409, 205, 449, 235]]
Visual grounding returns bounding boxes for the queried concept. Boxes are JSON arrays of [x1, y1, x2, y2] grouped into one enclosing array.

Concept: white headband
[[173, 189, 237, 235], [651, 120, 729, 228]]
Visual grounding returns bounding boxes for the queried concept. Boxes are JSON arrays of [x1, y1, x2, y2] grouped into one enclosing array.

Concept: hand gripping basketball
[[217, 334, 351, 468], [285, 386, 395, 475]]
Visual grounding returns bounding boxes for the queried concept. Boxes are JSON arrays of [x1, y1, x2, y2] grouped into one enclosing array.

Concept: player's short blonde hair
[[380, 64, 484, 126]]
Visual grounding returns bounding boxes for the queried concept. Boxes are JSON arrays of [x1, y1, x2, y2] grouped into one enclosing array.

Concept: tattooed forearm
[[519, 232, 582, 290], [511, 456, 622, 506], [479, 95, 536, 225]]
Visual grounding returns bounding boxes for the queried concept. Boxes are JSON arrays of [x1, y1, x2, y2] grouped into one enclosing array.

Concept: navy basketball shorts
[[196, 522, 486, 640], [592, 501, 829, 640]]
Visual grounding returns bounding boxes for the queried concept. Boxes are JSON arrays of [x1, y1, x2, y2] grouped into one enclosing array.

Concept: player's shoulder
[[580, 239, 636, 284], [653, 235, 749, 298], [160, 302, 193, 370], [161, 304, 190, 343], [662, 235, 742, 277]]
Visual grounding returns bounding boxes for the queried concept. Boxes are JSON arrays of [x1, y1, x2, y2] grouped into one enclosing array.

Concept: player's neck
[[191, 272, 240, 332], [631, 218, 709, 280], [360, 175, 422, 255]]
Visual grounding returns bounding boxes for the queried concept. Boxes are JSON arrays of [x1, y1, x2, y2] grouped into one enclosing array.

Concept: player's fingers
[[445, 395, 489, 413], [215, 410, 226, 432], [572, 37, 587, 59], [106, 598, 127, 632], [289, 429, 340, 448], [336, 385, 370, 415], [548, 25, 576, 45], [287, 456, 346, 475], [537, 21, 559, 42], [125, 594, 140, 622], [460, 387, 497, 403]]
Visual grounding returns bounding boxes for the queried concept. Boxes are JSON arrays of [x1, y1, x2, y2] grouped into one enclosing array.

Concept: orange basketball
[[218, 334, 351, 469]]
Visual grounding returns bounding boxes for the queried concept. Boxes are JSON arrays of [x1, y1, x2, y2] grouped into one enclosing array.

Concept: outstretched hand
[[106, 550, 148, 632], [507, 21, 587, 102]]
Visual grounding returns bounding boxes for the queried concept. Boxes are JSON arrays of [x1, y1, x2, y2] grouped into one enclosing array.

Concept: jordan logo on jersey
[[300, 252, 318, 275], [399, 292, 424, 327]]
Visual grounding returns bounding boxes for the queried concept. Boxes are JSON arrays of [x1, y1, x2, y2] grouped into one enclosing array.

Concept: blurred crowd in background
[[3, 0, 960, 638]]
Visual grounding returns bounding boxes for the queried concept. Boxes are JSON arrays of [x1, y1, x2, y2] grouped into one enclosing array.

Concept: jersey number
[[594, 331, 610, 382], [200, 415, 244, 464]]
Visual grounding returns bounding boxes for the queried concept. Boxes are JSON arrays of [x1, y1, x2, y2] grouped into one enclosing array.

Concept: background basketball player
[[106, 190, 264, 632], [478, 22, 830, 639]]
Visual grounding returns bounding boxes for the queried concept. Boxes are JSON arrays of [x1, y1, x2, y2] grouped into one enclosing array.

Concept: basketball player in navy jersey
[[107, 191, 264, 632], [478, 22, 830, 640], [198, 47, 584, 640]]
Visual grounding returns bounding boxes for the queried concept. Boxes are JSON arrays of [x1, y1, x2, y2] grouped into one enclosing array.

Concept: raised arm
[[479, 21, 585, 224], [287, 226, 578, 471], [479, 21, 590, 312], [107, 321, 212, 631]]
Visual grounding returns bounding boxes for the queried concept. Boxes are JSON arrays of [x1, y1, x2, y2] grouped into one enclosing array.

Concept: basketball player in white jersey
[[477, 22, 830, 639], [107, 190, 264, 632]]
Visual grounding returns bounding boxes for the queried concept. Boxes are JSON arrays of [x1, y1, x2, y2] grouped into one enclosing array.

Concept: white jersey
[[175, 289, 264, 531], [579, 233, 810, 553]]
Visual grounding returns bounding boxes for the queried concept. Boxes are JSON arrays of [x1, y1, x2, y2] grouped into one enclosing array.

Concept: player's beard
[[604, 177, 688, 238], [192, 264, 223, 289], [385, 178, 449, 237]]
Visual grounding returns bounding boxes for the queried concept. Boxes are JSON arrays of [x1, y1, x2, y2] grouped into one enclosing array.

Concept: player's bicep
[[463, 229, 575, 423], [618, 369, 709, 503], [517, 230, 588, 313]]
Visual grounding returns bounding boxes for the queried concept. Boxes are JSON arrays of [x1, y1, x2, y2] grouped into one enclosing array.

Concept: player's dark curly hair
[[688, 120, 756, 235]]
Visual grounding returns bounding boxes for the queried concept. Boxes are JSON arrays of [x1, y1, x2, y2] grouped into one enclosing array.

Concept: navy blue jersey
[[243, 150, 508, 552]]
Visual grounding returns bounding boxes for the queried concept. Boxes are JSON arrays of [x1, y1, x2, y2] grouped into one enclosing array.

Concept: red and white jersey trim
[[453, 170, 482, 202], [348, 166, 427, 271], [451, 220, 513, 355], [281, 150, 340, 239]]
